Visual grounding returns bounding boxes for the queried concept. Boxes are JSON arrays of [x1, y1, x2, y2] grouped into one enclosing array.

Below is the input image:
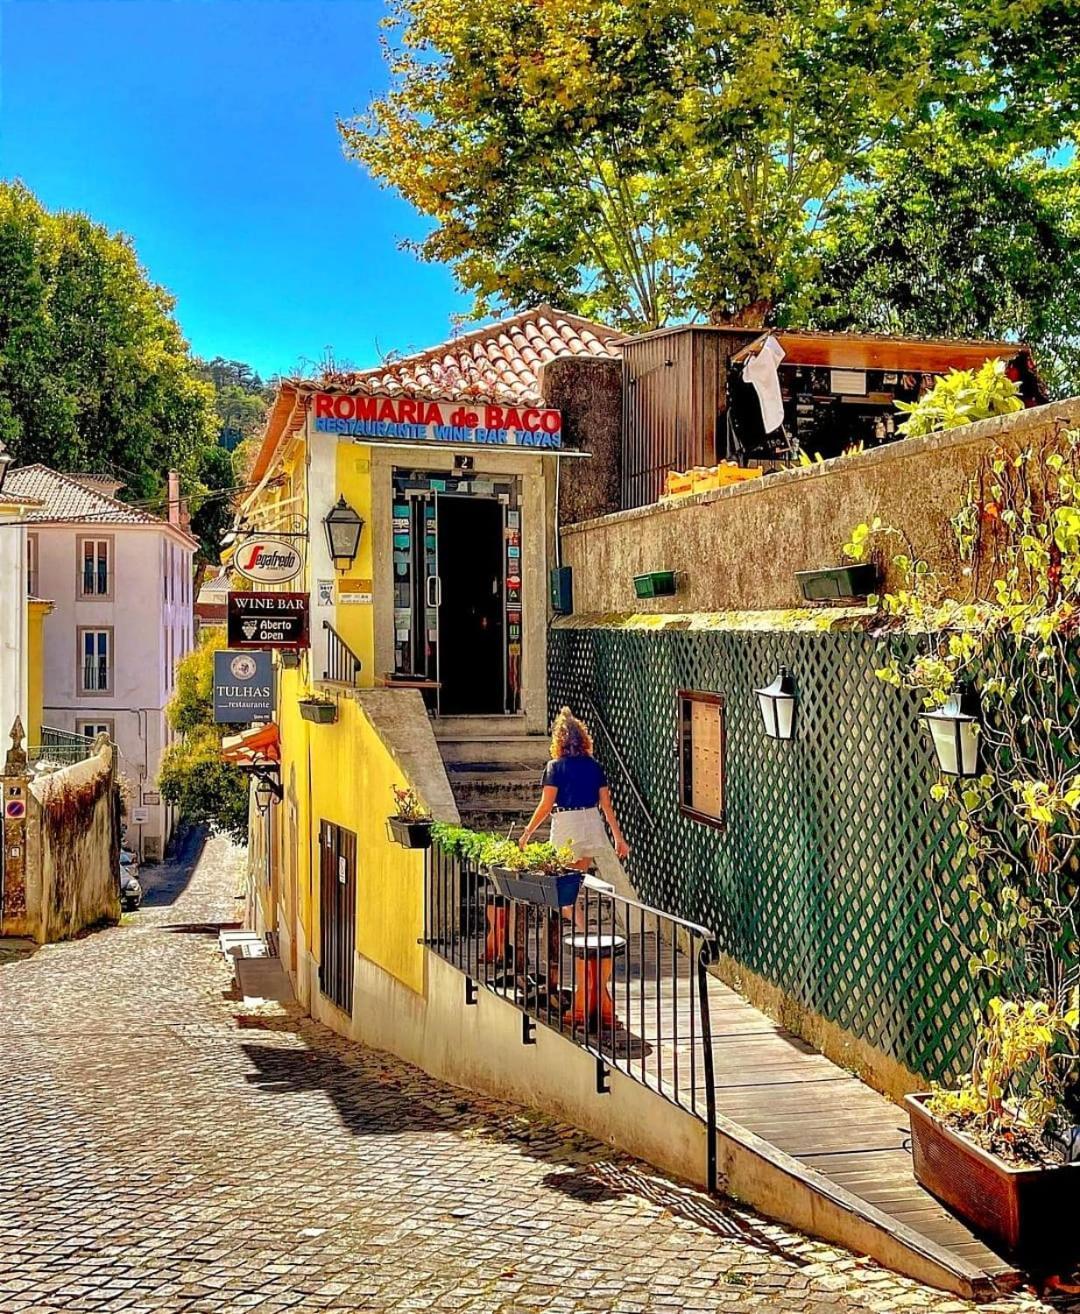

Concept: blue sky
[[0, 0, 472, 380]]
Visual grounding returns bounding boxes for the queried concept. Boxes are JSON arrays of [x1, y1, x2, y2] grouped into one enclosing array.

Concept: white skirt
[[549, 807, 609, 861]]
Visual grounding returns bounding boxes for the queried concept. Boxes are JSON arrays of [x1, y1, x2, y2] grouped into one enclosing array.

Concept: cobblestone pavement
[[1, 833, 1077, 1314]]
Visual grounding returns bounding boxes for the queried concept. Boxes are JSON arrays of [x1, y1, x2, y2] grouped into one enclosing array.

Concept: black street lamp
[[755, 667, 796, 740], [323, 496, 364, 572], [921, 685, 981, 777], [253, 769, 283, 815]]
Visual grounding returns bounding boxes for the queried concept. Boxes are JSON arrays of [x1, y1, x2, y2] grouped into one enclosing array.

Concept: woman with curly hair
[[519, 706, 630, 888]]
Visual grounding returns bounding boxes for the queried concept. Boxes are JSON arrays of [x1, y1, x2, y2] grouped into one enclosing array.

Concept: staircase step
[[438, 738, 550, 768], [433, 716, 532, 740]]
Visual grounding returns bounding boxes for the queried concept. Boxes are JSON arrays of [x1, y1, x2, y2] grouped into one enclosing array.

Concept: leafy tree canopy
[[0, 181, 217, 499], [345, 0, 1079, 330], [796, 128, 1080, 395]]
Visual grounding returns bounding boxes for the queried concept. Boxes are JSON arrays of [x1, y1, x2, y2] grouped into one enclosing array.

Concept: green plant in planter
[[391, 785, 430, 822], [845, 420, 1080, 1156], [928, 997, 1078, 1164], [478, 836, 576, 874], [431, 823, 497, 863]]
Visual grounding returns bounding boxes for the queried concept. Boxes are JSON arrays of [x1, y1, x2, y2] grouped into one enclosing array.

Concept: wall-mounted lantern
[[252, 767, 283, 815], [921, 685, 981, 777], [323, 496, 364, 572], [755, 667, 796, 740], [0, 440, 11, 495]]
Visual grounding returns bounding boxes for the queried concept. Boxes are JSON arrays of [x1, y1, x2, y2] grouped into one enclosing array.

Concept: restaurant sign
[[227, 591, 310, 649], [213, 650, 275, 724], [233, 535, 303, 585], [312, 393, 563, 449]]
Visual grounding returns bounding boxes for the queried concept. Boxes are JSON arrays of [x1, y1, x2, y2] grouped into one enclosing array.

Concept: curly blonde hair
[[550, 706, 594, 759]]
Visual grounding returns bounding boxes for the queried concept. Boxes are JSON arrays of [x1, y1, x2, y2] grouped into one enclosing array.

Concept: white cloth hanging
[[742, 334, 787, 434]]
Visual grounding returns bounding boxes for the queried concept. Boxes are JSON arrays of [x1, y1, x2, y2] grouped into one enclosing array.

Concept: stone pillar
[[1, 717, 30, 934]]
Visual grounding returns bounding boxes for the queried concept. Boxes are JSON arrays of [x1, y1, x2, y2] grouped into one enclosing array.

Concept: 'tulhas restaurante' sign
[[312, 393, 563, 448]]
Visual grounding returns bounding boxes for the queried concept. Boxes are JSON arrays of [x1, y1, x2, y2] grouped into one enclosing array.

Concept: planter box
[[906, 1093, 1080, 1260], [487, 866, 583, 909], [387, 816, 433, 850], [299, 700, 337, 724], [795, 563, 878, 602], [634, 570, 677, 599]]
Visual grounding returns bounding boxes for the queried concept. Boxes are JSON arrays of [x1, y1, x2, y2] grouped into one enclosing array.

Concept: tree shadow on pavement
[[237, 1026, 809, 1267], [138, 826, 208, 907]]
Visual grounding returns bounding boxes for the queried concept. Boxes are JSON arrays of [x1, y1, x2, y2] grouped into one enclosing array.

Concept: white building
[[5, 465, 197, 860], [0, 445, 36, 740]]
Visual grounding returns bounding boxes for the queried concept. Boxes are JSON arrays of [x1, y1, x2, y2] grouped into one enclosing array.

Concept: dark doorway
[[437, 496, 504, 715], [319, 820, 356, 1015]]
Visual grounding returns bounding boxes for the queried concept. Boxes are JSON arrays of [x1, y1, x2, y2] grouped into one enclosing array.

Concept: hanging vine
[[844, 419, 1080, 1161]]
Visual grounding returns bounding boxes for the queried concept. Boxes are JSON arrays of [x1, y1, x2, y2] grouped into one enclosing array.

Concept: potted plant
[[480, 836, 582, 909], [906, 996, 1079, 1259], [387, 785, 434, 849], [298, 692, 337, 724]]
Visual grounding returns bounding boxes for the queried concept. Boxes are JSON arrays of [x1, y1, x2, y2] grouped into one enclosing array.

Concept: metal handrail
[[425, 844, 719, 1193], [582, 695, 657, 828], [322, 620, 363, 687]]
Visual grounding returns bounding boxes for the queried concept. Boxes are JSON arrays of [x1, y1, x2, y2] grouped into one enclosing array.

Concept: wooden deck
[[442, 912, 1020, 1297], [697, 973, 1018, 1290]]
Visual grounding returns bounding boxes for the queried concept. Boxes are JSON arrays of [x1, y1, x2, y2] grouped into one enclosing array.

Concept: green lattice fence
[[549, 625, 989, 1085]]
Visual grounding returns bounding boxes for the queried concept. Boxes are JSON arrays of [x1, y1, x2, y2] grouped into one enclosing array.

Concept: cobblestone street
[[0, 833, 1075, 1314]]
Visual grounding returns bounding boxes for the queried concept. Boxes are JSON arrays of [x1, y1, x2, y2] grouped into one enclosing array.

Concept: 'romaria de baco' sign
[[311, 393, 563, 448], [228, 592, 309, 649]]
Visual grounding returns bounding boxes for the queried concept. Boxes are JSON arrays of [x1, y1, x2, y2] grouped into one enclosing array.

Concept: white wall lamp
[[755, 666, 796, 740], [323, 496, 364, 572], [921, 684, 981, 777]]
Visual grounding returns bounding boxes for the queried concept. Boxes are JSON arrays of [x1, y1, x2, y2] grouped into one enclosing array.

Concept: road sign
[[213, 650, 276, 724], [4, 799, 25, 820], [227, 592, 310, 649]]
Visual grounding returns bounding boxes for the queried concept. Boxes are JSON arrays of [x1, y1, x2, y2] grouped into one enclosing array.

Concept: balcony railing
[[28, 726, 94, 768], [322, 620, 362, 687], [426, 844, 719, 1192]]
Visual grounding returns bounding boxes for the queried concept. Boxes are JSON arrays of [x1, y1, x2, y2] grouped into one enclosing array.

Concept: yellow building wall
[[26, 600, 50, 744], [273, 676, 426, 999], [332, 443, 376, 685]]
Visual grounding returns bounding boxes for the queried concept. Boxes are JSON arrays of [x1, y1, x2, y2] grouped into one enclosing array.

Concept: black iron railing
[[322, 620, 363, 686], [426, 845, 719, 1192], [28, 726, 94, 767]]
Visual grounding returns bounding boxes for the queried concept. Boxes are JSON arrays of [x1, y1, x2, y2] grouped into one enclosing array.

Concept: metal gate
[[318, 820, 356, 1015]]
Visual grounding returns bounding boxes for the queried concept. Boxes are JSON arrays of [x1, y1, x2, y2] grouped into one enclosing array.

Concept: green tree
[[0, 181, 217, 499], [159, 631, 249, 842], [797, 131, 1080, 394], [188, 444, 239, 565], [193, 356, 274, 452], [344, 0, 1078, 330]]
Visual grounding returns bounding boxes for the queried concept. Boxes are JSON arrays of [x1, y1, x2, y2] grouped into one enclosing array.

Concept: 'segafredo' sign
[[312, 393, 563, 449], [233, 536, 303, 585]]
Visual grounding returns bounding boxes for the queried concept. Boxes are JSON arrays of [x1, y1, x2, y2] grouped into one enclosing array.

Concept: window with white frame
[[78, 537, 111, 596], [78, 628, 112, 694], [76, 720, 113, 741]]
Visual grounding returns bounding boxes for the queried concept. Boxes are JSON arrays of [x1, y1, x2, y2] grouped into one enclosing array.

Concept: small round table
[[563, 932, 627, 1028]]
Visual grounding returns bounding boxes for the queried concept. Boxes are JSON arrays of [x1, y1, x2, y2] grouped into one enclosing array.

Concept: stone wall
[[539, 355, 623, 525], [26, 741, 120, 942], [559, 400, 1080, 614]]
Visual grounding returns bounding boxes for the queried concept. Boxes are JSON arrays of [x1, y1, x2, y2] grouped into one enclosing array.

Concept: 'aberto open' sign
[[227, 592, 310, 649]]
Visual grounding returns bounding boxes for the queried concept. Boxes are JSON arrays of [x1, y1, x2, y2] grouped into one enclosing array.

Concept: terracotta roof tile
[[5, 464, 182, 534], [302, 305, 620, 406]]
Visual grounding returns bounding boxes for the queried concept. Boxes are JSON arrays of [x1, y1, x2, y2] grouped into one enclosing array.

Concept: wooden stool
[[563, 932, 627, 1028]]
